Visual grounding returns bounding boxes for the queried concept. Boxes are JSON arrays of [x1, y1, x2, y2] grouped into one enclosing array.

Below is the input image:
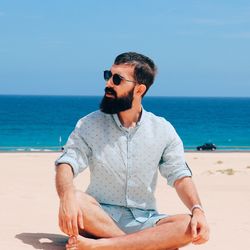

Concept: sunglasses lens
[[103, 70, 122, 85], [112, 74, 122, 85], [104, 70, 112, 81]]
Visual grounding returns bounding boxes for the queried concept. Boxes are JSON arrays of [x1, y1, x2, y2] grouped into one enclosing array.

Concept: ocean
[[0, 95, 250, 151]]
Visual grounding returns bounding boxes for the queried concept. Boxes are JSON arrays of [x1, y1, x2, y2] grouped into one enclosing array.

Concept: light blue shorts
[[100, 204, 168, 234]]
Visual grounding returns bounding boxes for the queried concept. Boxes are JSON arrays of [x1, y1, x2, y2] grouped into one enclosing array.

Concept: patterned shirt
[[55, 108, 192, 221]]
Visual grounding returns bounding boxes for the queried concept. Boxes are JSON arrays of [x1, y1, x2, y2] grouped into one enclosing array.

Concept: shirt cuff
[[55, 155, 79, 177], [168, 169, 192, 187]]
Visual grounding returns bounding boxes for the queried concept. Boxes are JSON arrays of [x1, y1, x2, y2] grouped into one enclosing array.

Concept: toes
[[66, 236, 78, 250], [68, 236, 77, 244], [66, 243, 77, 250]]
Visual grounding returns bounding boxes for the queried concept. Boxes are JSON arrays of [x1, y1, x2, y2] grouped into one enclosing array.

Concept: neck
[[118, 101, 142, 128]]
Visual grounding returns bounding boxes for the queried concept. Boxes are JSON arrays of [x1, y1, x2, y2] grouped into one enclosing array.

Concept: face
[[100, 64, 137, 114]]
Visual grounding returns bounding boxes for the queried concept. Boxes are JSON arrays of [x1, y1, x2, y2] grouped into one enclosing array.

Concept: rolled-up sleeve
[[55, 119, 91, 177], [159, 125, 192, 187]]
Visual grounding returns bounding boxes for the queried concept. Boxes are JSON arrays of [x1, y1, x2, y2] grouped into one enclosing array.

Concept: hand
[[191, 209, 210, 244], [58, 190, 84, 236]]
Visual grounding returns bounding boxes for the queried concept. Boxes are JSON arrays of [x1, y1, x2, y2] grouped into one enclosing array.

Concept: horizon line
[[0, 94, 250, 98]]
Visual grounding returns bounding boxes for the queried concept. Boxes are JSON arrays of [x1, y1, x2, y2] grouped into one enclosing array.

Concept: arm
[[174, 176, 210, 244], [56, 163, 84, 236], [55, 118, 92, 236]]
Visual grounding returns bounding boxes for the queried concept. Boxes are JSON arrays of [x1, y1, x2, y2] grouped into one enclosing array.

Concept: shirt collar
[[112, 106, 145, 131]]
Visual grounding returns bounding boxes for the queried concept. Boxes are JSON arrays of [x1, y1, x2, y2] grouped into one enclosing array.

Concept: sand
[[0, 152, 250, 249]]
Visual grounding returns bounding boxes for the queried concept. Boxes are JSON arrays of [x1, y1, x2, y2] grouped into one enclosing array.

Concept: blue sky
[[0, 0, 250, 97]]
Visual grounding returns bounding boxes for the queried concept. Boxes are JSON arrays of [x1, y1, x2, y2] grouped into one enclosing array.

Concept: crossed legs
[[65, 191, 192, 250], [72, 190, 125, 238]]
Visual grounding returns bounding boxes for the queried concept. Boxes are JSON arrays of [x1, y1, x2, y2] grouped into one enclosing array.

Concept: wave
[[0, 146, 62, 152]]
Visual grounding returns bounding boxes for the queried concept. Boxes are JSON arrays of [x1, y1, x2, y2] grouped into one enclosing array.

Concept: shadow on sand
[[16, 232, 68, 250]]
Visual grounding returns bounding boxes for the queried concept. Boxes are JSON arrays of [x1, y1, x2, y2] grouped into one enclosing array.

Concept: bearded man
[[55, 52, 209, 250]]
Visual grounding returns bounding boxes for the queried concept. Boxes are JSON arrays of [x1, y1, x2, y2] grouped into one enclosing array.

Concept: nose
[[105, 77, 114, 88]]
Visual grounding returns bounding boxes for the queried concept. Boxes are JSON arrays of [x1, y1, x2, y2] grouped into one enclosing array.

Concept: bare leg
[[74, 190, 125, 238], [66, 214, 192, 250]]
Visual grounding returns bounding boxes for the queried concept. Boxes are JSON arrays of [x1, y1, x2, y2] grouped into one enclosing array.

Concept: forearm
[[174, 177, 209, 244], [56, 163, 75, 198], [174, 176, 202, 212], [56, 163, 84, 236]]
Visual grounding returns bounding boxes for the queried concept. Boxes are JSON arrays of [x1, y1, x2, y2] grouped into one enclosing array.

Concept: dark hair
[[114, 52, 157, 97]]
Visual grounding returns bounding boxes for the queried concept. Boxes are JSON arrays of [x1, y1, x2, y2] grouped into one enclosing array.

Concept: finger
[[197, 226, 206, 239], [200, 231, 209, 243], [77, 209, 84, 229], [62, 218, 69, 235], [67, 219, 74, 236], [72, 216, 79, 236], [192, 237, 207, 245], [192, 235, 200, 244], [58, 212, 62, 230], [192, 231, 209, 245], [196, 224, 209, 242], [59, 216, 63, 232], [191, 218, 198, 239]]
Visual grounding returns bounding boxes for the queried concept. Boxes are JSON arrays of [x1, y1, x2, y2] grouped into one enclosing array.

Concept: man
[[55, 52, 209, 250]]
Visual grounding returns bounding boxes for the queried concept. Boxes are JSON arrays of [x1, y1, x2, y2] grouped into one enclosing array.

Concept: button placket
[[126, 131, 133, 206]]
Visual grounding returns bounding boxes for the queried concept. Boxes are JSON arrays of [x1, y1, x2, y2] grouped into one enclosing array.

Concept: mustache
[[105, 87, 117, 98]]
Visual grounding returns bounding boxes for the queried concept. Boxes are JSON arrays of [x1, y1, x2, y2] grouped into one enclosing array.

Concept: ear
[[135, 84, 147, 97]]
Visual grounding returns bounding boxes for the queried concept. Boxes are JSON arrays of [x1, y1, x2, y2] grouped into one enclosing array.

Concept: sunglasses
[[103, 70, 137, 86]]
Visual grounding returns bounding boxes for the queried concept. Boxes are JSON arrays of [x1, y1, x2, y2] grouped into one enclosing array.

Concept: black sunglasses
[[103, 70, 137, 86]]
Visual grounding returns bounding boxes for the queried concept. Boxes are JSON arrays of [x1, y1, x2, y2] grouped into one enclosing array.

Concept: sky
[[0, 0, 250, 97]]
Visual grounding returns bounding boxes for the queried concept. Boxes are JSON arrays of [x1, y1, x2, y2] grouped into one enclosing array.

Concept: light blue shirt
[[55, 108, 192, 221]]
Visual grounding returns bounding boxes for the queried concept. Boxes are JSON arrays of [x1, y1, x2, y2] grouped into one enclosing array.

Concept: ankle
[[93, 238, 112, 250]]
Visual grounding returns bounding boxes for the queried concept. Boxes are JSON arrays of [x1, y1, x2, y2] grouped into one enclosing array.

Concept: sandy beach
[[1, 152, 250, 249]]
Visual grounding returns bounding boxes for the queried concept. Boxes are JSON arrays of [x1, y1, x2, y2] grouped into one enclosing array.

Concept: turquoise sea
[[0, 95, 250, 151]]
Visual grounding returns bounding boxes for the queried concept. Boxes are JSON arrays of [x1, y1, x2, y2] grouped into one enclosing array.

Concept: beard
[[100, 87, 135, 114]]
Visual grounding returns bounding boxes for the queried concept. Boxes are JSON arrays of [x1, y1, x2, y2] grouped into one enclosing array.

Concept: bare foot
[[66, 235, 101, 250], [66, 236, 78, 250]]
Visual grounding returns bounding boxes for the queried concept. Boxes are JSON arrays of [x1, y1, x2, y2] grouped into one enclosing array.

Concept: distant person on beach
[[55, 52, 209, 250]]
